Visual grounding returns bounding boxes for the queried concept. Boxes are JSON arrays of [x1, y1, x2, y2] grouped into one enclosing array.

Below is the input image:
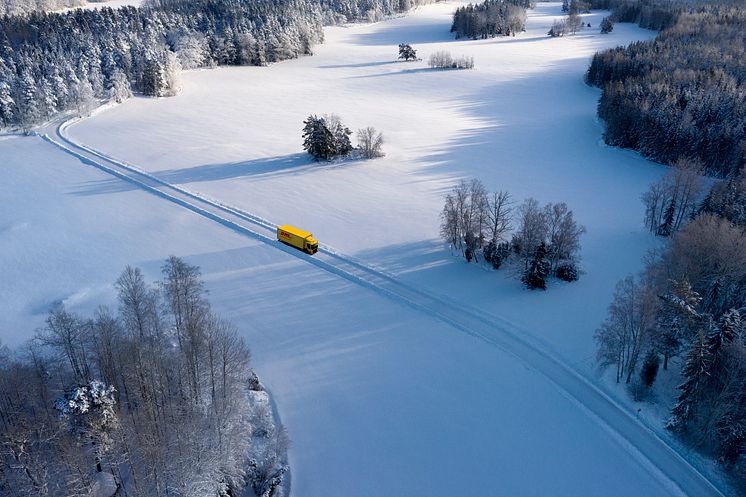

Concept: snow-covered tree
[[398, 43, 417, 61], [303, 115, 337, 161], [667, 330, 713, 431]]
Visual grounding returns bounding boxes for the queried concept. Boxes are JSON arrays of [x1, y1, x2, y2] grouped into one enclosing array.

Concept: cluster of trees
[[586, 3, 746, 178], [302, 114, 384, 161], [0, 257, 288, 497], [440, 179, 585, 290], [0, 0, 425, 131], [595, 167, 746, 480], [450, 0, 532, 39], [547, 11, 584, 36], [427, 51, 474, 70]]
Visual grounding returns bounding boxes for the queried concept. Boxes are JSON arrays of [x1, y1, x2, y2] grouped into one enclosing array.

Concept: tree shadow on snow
[[71, 152, 342, 195], [318, 60, 400, 69], [352, 21, 454, 46]]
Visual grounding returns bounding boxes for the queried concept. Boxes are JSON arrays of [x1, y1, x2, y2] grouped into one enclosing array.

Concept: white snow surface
[[0, 2, 732, 496]]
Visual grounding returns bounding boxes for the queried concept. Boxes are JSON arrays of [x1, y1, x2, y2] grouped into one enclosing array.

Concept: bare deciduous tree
[[357, 126, 384, 158]]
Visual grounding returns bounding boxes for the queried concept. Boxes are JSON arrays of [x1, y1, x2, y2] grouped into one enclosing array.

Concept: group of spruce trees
[[596, 166, 746, 478], [0, 0, 423, 131], [0, 257, 288, 497], [450, 0, 532, 39], [585, 1, 746, 178], [440, 179, 585, 290]]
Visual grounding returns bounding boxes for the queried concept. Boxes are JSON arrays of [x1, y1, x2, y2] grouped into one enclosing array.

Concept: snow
[[0, 2, 732, 496], [67, 1, 663, 367], [58, 0, 143, 13]]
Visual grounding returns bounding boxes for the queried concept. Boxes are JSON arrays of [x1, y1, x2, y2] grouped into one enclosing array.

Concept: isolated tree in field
[[595, 275, 657, 383], [398, 43, 417, 61], [357, 127, 385, 158], [600, 16, 613, 33]]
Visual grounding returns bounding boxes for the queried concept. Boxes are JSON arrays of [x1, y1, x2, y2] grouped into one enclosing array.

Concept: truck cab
[[277, 225, 318, 255]]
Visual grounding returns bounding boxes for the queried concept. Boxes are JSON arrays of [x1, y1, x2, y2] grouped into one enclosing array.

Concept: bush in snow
[[547, 19, 566, 37], [555, 263, 579, 282], [428, 51, 474, 69]]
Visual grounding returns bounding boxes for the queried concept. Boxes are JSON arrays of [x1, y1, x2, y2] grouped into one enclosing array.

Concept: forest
[[0, 0, 425, 131], [595, 166, 746, 484], [0, 257, 288, 497], [450, 0, 532, 39], [585, 0, 746, 178]]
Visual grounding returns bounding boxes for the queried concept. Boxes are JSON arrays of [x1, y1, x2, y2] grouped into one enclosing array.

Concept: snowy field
[[1, 2, 731, 496], [1, 136, 685, 497], [68, 1, 663, 367]]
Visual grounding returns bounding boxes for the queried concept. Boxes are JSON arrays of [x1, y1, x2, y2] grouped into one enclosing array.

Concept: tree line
[[585, 1, 746, 178], [0, 257, 288, 497], [0, 0, 426, 131], [450, 0, 532, 39], [595, 166, 746, 484], [440, 179, 585, 290]]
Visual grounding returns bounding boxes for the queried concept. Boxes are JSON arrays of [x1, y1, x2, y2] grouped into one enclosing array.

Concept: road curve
[[40, 118, 726, 497]]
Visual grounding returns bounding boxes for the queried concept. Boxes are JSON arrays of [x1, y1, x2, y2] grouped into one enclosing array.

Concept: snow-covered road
[[39, 117, 726, 497]]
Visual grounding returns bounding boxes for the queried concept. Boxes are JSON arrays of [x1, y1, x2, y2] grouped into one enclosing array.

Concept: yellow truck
[[277, 225, 318, 255]]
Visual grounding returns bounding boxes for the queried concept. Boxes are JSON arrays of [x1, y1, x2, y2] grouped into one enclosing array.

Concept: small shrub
[[428, 51, 474, 69], [555, 263, 579, 282], [548, 19, 566, 37], [640, 351, 660, 387]]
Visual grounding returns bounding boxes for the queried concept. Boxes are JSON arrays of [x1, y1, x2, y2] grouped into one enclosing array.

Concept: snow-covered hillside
[[0, 2, 732, 496]]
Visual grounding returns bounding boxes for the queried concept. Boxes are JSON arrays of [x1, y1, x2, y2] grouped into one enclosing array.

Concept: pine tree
[[18, 70, 39, 132], [302, 115, 336, 161], [0, 81, 14, 128], [655, 280, 702, 369], [522, 242, 550, 290], [398, 43, 417, 61], [667, 331, 713, 431], [600, 16, 613, 34], [640, 350, 660, 387]]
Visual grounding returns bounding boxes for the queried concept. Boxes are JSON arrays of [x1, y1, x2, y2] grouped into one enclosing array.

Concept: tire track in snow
[[41, 118, 726, 497]]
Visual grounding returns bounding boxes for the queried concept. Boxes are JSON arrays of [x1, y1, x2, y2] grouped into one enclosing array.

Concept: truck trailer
[[277, 225, 318, 255]]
